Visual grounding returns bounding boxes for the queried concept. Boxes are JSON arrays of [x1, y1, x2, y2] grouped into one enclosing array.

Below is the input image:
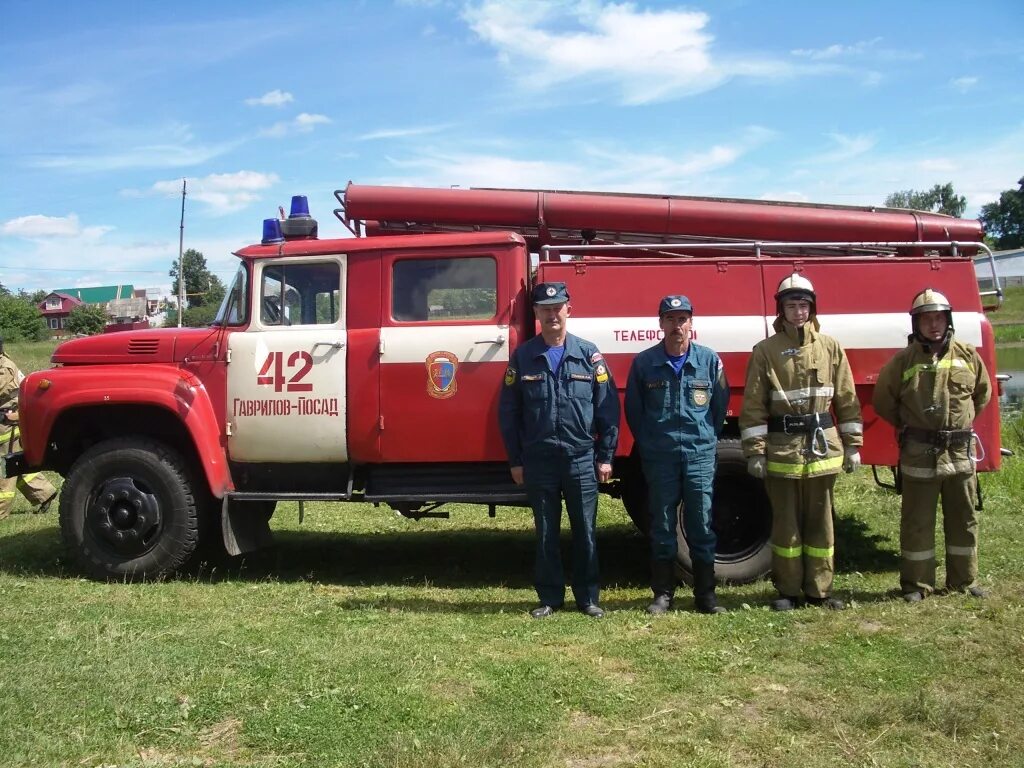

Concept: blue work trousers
[[523, 451, 600, 608], [643, 455, 717, 565]]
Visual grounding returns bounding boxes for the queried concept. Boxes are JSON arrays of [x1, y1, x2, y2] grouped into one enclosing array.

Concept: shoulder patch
[[595, 363, 609, 384], [590, 352, 604, 364], [503, 366, 517, 386]]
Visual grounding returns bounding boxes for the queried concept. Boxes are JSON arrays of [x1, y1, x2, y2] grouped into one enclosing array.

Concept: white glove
[[843, 448, 861, 473], [747, 455, 766, 479]]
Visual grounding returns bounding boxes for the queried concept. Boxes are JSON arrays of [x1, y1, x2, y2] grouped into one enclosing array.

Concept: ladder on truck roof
[[538, 239, 1004, 309]]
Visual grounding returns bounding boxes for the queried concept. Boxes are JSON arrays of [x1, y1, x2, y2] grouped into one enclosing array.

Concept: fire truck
[[2, 184, 1005, 582]]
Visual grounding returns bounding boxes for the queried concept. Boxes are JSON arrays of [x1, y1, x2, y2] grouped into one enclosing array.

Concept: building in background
[[976, 248, 1024, 290], [40, 284, 156, 337], [37, 291, 85, 337]]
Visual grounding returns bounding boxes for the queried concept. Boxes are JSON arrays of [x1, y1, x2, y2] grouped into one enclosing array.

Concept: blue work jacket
[[498, 332, 620, 466], [624, 341, 729, 461]]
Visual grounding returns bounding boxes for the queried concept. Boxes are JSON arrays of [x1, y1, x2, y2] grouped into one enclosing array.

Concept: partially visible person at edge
[[873, 288, 992, 603], [624, 295, 729, 615], [0, 337, 57, 520], [739, 274, 862, 611], [498, 282, 620, 619]]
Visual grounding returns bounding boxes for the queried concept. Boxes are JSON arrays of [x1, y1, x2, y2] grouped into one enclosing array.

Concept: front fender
[[19, 364, 231, 497]]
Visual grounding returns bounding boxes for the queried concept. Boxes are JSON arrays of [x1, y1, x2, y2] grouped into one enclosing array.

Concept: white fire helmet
[[910, 288, 953, 315], [774, 273, 816, 314], [909, 288, 954, 344]]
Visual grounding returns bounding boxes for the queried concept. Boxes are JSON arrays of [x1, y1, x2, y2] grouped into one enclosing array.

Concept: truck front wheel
[[59, 437, 202, 580], [620, 439, 772, 584]]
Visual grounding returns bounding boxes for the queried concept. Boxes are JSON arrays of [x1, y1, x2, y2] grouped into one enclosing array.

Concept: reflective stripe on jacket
[[873, 336, 991, 479], [739, 317, 862, 478]]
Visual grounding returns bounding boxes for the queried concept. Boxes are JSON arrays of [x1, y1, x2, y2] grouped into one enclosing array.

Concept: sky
[[1, 0, 1022, 299]]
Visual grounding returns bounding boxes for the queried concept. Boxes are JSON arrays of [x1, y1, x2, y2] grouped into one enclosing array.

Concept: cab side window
[[391, 257, 496, 322], [261, 261, 342, 326]]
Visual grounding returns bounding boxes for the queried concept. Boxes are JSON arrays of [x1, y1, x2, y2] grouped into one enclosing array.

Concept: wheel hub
[[86, 477, 163, 556]]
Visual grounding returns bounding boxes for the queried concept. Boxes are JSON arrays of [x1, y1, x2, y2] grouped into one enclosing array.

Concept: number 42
[[257, 351, 313, 392]]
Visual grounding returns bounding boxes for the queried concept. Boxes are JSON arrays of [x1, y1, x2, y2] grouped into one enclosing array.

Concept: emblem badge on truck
[[426, 351, 460, 399]]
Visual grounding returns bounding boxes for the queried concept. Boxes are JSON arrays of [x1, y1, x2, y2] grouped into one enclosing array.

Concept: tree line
[[884, 177, 1023, 250]]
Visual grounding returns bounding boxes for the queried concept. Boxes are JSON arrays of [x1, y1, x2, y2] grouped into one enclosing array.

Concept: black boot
[[646, 560, 676, 615], [693, 560, 726, 614]]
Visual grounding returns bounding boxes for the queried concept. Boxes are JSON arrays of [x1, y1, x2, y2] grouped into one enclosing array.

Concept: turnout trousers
[[643, 454, 717, 566], [900, 474, 978, 595], [765, 474, 837, 599], [0, 426, 56, 520], [524, 451, 600, 608]]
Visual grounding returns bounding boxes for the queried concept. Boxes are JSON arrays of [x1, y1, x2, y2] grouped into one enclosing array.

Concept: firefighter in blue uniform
[[625, 296, 729, 614], [499, 282, 620, 618]]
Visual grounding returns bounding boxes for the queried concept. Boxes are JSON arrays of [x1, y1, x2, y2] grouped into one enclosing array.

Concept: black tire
[[620, 439, 772, 584], [59, 437, 203, 581]]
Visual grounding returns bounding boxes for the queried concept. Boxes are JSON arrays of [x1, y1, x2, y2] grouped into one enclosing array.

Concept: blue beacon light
[[261, 218, 285, 244], [289, 195, 311, 219]]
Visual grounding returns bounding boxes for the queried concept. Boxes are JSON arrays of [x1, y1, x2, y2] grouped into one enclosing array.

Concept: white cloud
[[462, 1, 795, 104], [148, 171, 280, 215], [806, 132, 878, 164], [245, 89, 295, 107], [950, 76, 978, 93], [785, 126, 1024, 216], [1, 213, 112, 240], [32, 123, 240, 172], [371, 125, 775, 195], [357, 124, 453, 141], [260, 112, 332, 138], [791, 38, 882, 60]]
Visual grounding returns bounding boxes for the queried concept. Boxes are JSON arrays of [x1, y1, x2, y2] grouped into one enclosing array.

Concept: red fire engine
[[2, 184, 1004, 582]]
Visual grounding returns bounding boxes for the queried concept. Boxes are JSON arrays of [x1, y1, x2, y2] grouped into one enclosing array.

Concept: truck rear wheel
[[620, 439, 772, 584], [59, 437, 202, 581]]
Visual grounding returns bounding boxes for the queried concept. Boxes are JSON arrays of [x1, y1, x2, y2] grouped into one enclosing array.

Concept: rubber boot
[[693, 560, 726, 614], [646, 560, 675, 615]]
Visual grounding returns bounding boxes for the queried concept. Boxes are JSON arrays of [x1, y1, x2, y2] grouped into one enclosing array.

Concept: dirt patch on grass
[[198, 716, 243, 754]]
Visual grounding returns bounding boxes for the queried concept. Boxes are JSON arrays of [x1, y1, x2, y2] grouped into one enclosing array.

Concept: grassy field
[[0, 342, 1023, 767]]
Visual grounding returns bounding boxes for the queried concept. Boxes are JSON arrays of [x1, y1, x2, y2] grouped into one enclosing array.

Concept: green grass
[[1, 345, 1022, 767], [988, 284, 1024, 324], [1, 422, 1022, 768]]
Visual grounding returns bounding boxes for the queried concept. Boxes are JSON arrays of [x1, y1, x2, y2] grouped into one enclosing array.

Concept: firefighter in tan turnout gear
[[740, 275, 863, 611], [873, 289, 991, 603], [0, 338, 57, 520]]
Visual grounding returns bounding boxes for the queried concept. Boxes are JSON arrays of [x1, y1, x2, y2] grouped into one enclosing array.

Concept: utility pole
[[177, 178, 187, 328]]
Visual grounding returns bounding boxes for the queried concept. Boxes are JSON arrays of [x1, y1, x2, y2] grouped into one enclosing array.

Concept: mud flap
[[221, 498, 275, 556]]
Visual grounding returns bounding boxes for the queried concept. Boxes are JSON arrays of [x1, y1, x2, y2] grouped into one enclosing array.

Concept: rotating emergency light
[[261, 218, 284, 244]]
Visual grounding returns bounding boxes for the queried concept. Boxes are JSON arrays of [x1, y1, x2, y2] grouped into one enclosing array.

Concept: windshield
[[213, 263, 249, 326]]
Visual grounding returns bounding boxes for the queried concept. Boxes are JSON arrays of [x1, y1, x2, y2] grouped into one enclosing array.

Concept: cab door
[[378, 246, 518, 462], [226, 256, 347, 462]]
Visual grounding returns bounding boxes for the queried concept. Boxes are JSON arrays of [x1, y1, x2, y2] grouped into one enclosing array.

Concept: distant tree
[[163, 304, 219, 328], [885, 182, 967, 218], [0, 294, 47, 341], [978, 177, 1024, 250], [0, 283, 9, 297], [65, 304, 108, 336], [169, 249, 226, 308], [28, 289, 48, 304]]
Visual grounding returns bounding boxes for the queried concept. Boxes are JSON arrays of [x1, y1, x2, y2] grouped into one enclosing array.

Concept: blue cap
[[532, 282, 570, 305], [658, 295, 693, 315]]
